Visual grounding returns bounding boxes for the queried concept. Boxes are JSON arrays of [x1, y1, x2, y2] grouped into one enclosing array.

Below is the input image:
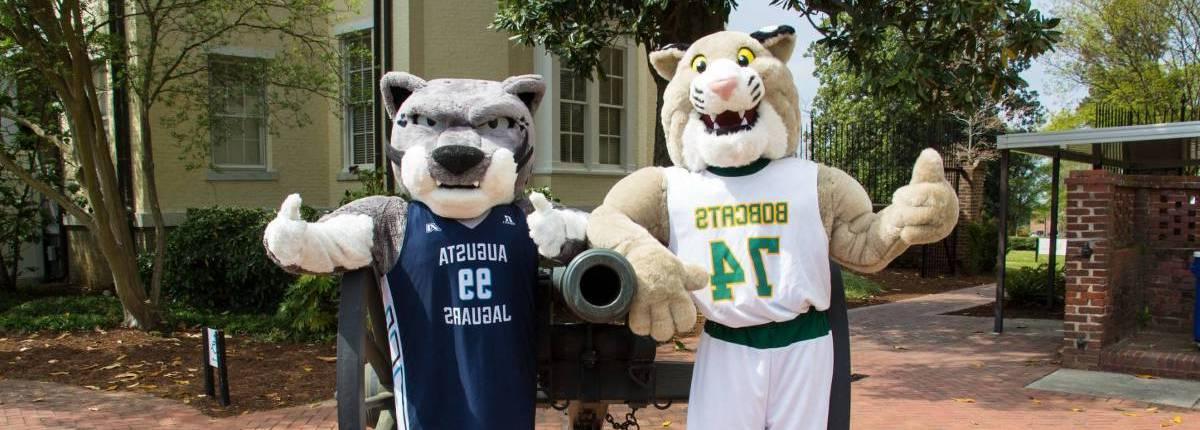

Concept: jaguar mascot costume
[[529, 26, 960, 429], [263, 72, 587, 429]]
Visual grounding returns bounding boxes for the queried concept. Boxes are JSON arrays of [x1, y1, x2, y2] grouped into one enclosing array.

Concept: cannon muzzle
[[551, 248, 636, 323]]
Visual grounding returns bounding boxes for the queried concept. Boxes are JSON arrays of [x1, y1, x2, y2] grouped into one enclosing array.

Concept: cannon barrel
[[550, 248, 637, 323]]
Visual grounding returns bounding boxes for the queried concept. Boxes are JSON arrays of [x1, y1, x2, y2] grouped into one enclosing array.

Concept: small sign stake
[[202, 327, 230, 406]]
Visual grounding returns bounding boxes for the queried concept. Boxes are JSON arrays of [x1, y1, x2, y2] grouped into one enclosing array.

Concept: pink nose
[[708, 77, 738, 100]]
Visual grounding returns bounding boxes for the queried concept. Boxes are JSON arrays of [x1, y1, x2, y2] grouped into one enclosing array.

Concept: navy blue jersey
[[380, 201, 538, 430]]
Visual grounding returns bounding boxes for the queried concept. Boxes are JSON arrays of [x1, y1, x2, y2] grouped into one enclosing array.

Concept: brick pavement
[[4, 283, 1200, 429]]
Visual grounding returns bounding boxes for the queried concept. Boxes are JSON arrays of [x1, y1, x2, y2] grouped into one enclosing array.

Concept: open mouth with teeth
[[700, 104, 760, 136], [436, 181, 481, 190]]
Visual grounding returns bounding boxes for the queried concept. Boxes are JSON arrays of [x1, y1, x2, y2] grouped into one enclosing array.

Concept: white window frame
[[533, 39, 638, 175], [338, 27, 377, 173], [207, 53, 270, 173]]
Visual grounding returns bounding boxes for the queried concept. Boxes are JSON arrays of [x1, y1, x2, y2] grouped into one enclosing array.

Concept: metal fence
[[804, 115, 967, 276]]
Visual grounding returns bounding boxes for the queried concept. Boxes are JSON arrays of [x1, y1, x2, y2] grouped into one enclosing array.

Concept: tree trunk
[[0, 248, 12, 290], [647, 0, 728, 166], [137, 108, 168, 306]]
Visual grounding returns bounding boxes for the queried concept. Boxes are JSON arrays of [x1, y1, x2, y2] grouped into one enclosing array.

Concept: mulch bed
[[848, 268, 994, 308], [0, 328, 335, 417], [945, 300, 1065, 320]]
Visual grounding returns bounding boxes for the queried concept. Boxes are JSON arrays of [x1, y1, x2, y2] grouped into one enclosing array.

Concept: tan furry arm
[[587, 167, 671, 249], [587, 167, 708, 341], [818, 149, 960, 273], [818, 165, 907, 273]]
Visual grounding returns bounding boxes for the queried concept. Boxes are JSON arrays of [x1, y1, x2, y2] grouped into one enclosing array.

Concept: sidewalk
[[3, 283, 1199, 429]]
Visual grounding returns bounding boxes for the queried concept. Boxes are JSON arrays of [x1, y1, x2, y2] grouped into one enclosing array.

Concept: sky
[[726, 0, 1087, 121]]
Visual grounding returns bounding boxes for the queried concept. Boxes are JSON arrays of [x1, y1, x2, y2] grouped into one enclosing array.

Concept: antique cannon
[[334, 251, 853, 430]]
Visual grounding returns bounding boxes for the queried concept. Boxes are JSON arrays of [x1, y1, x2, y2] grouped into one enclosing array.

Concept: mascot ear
[[750, 25, 797, 63], [380, 71, 427, 118], [502, 74, 546, 114], [649, 43, 689, 80]]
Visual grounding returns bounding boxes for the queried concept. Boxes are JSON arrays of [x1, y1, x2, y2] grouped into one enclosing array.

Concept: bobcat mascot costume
[[262, 72, 585, 429], [529, 26, 959, 429]]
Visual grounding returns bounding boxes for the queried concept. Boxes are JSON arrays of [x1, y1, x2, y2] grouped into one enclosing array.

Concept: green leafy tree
[[0, 0, 340, 329], [496, 0, 1060, 166], [0, 78, 62, 289], [1050, 0, 1200, 123]]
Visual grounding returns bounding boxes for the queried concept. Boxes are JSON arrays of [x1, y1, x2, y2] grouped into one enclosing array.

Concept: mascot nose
[[431, 145, 485, 175], [708, 77, 738, 100]]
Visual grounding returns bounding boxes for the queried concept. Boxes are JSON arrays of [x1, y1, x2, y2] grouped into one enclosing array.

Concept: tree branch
[[0, 149, 92, 227]]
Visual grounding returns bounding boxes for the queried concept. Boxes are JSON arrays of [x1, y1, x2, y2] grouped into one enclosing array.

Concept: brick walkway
[[4, 283, 1200, 429]]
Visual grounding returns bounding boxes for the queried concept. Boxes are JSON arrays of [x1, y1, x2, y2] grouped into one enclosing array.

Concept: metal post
[[337, 270, 369, 429], [1047, 151, 1061, 308], [381, 0, 396, 194], [995, 149, 1010, 333]]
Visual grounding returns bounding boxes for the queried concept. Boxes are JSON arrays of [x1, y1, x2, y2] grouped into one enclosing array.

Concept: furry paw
[[527, 192, 587, 258], [264, 194, 309, 267], [887, 149, 960, 245], [625, 244, 710, 341]]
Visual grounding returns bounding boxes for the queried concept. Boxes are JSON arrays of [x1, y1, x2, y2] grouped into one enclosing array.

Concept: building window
[[209, 55, 267, 169], [556, 47, 626, 166], [341, 30, 376, 168]]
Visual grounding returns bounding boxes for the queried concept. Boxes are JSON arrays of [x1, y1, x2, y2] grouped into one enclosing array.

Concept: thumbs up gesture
[[885, 149, 960, 245], [264, 194, 310, 267], [527, 192, 588, 258]]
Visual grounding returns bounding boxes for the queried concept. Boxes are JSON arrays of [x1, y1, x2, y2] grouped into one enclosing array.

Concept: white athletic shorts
[[686, 315, 833, 430]]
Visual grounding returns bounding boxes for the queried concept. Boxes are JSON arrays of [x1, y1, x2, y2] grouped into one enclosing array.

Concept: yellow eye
[[690, 55, 707, 72], [737, 48, 756, 67]]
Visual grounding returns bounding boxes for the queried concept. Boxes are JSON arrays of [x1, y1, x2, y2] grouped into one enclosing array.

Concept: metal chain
[[604, 406, 641, 430]]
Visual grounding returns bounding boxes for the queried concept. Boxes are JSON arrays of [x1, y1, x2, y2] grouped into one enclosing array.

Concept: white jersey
[[665, 157, 830, 328]]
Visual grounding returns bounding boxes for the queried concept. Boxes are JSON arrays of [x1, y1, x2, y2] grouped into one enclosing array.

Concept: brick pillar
[[955, 164, 987, 266], [1062, 170, 1119, 369]]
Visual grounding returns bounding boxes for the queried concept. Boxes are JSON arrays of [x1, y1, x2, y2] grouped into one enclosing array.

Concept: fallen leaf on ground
[[83, 385, 100, 390], [316, 356, 337, 363], [1071, 407, 1085, 412], [662, 420, 672, 427], [1173, 416, 1183, 424], [115, 354, 127, 361], [1123, 412, 1140, 417], [303, 366, 313, 372], [100, 363, 121, 370], [87, 407, 99, 411], [953, 398, 976, 403], [1136, 374, 1158, 379], [1030, 399, 1042, 405], [1146, 407, 1159, 413], [49, 371, 69, 376], [46, 359, 58, 364], [31, 398, 44, 402], [892, 345, 909, 351], [54, 333, 69, 340]]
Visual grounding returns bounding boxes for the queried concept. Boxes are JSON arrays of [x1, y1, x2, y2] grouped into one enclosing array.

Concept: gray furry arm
[[264, 195, 408, 276]]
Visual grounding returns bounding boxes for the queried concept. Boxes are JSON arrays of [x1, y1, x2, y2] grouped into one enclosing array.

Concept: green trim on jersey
[[704, 310, 830, 349], [706, 158, 771, 177]]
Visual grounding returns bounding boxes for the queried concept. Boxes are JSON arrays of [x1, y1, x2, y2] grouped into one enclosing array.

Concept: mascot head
[[380, 73, 544, 219], [650, 26, 800, 172]]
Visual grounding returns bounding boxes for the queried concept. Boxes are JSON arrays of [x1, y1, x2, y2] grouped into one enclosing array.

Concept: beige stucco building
[[67, 0, 659, 288], [140, 0, 655, 219]]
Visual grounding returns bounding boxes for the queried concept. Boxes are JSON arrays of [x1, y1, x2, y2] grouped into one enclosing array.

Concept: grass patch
[[0, 290, 318, 341], [1006, 250, 1059, 271], [0, 291, 123, 332], [843, 272, 884, 301]]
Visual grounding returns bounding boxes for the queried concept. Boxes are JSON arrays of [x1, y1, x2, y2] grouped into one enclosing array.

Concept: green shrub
[[0, 292, 122, 332], [1008, 236, 1037, 251], [163, 207, 295, 313], [340, 168, 399, 206], [962, 219, 999, 274], [165, 304, 289, 340], [842, 272, 884, 301], [276, 274, 340, 340], [1005, 264, 1065, 306]]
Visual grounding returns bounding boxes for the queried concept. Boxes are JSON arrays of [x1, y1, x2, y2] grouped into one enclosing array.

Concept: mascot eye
[[690, 55, 707, 73], [488, 119, 499, 128], [737, 48, 755, 67]]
